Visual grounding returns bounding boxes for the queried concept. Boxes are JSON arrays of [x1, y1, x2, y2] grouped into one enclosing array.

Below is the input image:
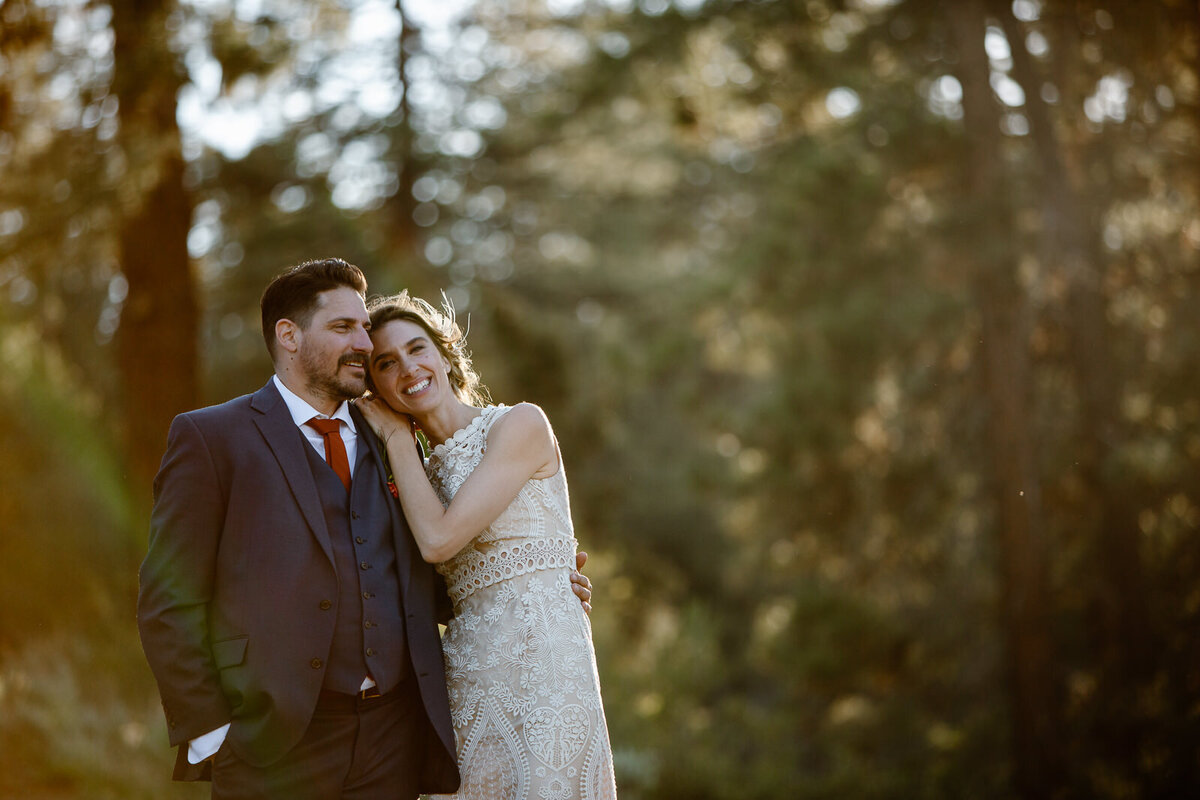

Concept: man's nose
[[353, 327, 373, 352]]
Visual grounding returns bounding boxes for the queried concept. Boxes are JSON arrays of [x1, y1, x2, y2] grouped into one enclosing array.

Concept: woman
[[356, 291, 617, 800]]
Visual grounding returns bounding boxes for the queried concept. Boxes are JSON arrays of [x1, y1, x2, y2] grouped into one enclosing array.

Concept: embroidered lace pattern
[[441, 538, 579, 606], [427, 405, 617, 800]]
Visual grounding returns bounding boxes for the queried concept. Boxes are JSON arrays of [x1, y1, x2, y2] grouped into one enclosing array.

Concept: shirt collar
[[272, 374, 357, 431]]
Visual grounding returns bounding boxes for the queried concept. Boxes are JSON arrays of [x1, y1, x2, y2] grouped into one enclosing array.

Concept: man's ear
[[276, 318, 301, 355]]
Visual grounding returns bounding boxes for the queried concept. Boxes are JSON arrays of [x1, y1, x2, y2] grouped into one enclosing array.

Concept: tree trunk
[[998, 8, 1155, 786], [948, 2, 1062, 797], [999, 0, 1151, 692], [111, 0, 199, 506], [388, 0, 421, 256]]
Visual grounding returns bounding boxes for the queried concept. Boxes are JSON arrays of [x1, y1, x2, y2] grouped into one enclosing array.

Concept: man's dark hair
[[260, 258, 368, 360]]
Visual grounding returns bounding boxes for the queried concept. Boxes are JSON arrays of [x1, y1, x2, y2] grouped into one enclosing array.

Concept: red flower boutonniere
[[382, 426, 427, 501]]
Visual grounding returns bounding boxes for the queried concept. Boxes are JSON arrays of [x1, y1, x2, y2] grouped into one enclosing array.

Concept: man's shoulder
[[184, 393, 252, 421], [178, 381, 274, 426]]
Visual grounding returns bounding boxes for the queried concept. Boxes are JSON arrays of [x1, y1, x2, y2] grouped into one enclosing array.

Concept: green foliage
[[0, 327, 182, 796], [0, 327, 137, 647], [2, 0, 1200, 797], [0, 628, 204, 800]]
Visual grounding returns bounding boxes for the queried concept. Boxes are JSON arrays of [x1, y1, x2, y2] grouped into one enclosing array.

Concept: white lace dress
[[427, 405, 617, 800]]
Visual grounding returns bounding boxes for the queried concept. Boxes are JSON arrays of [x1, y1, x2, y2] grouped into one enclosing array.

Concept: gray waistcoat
[[301, 436, 410, 694]]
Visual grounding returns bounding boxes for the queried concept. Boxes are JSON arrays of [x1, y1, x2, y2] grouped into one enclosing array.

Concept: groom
[[137, 258, 590, 799]]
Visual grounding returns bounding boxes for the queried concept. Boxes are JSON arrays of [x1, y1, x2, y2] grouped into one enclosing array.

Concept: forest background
[[1, 0, 1199, 798]]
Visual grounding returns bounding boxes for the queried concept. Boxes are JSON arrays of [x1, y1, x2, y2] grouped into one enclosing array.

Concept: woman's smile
[[404, 377, 432, 396]]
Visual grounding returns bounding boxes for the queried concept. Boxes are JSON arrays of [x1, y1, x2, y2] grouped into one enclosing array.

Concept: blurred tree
[[111, 0, 199, 497], [948, 2, 1061, 796]]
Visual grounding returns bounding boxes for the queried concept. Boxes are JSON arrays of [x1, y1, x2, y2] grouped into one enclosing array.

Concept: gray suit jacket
[[137, 379, 459, 790]]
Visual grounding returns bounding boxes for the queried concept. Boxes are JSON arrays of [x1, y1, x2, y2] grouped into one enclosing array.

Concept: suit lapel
[[251, 380, 335, 565]]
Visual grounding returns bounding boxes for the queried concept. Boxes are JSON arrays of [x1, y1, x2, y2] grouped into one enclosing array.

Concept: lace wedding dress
[[427, 405, 617, 800]]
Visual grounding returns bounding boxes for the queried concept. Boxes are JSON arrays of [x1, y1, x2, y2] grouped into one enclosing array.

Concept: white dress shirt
[[273, 374, 359, 475]]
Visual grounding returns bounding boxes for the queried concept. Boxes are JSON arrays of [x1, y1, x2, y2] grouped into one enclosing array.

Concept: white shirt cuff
[[188, 723, 231, 764]]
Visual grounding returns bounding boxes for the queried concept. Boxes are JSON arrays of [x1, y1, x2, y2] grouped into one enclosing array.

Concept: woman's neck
[[415, 400, 482, 447]]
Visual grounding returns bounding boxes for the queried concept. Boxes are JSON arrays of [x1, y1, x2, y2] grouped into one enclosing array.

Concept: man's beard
[[302, 350, 366, 403]]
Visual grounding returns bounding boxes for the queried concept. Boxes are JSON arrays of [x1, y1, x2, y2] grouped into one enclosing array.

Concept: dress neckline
[[430, 405, 506, 458]]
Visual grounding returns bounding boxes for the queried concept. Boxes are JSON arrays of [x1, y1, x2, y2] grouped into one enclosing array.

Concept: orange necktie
[[306, 418, 351, 493]]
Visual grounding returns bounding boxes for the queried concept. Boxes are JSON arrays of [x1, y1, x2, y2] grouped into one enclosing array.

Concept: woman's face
[[368, 318, 454, 415]]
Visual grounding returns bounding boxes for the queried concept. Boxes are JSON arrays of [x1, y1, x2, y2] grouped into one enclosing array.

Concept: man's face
[[295, 286, 373, 406]]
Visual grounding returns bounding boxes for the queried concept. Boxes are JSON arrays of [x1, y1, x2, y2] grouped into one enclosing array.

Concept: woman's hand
[[354, 395, 415, 445], [571, 551, 592, 615]]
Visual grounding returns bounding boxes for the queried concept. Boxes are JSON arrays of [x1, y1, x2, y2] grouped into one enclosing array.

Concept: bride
[[356, 291, 617, 800]]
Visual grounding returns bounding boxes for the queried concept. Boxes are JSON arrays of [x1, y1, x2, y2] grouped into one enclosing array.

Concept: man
[[137, 258, 591, 799]]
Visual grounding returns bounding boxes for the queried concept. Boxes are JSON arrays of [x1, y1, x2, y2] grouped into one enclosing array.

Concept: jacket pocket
[[211, 635, 248, 669]]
